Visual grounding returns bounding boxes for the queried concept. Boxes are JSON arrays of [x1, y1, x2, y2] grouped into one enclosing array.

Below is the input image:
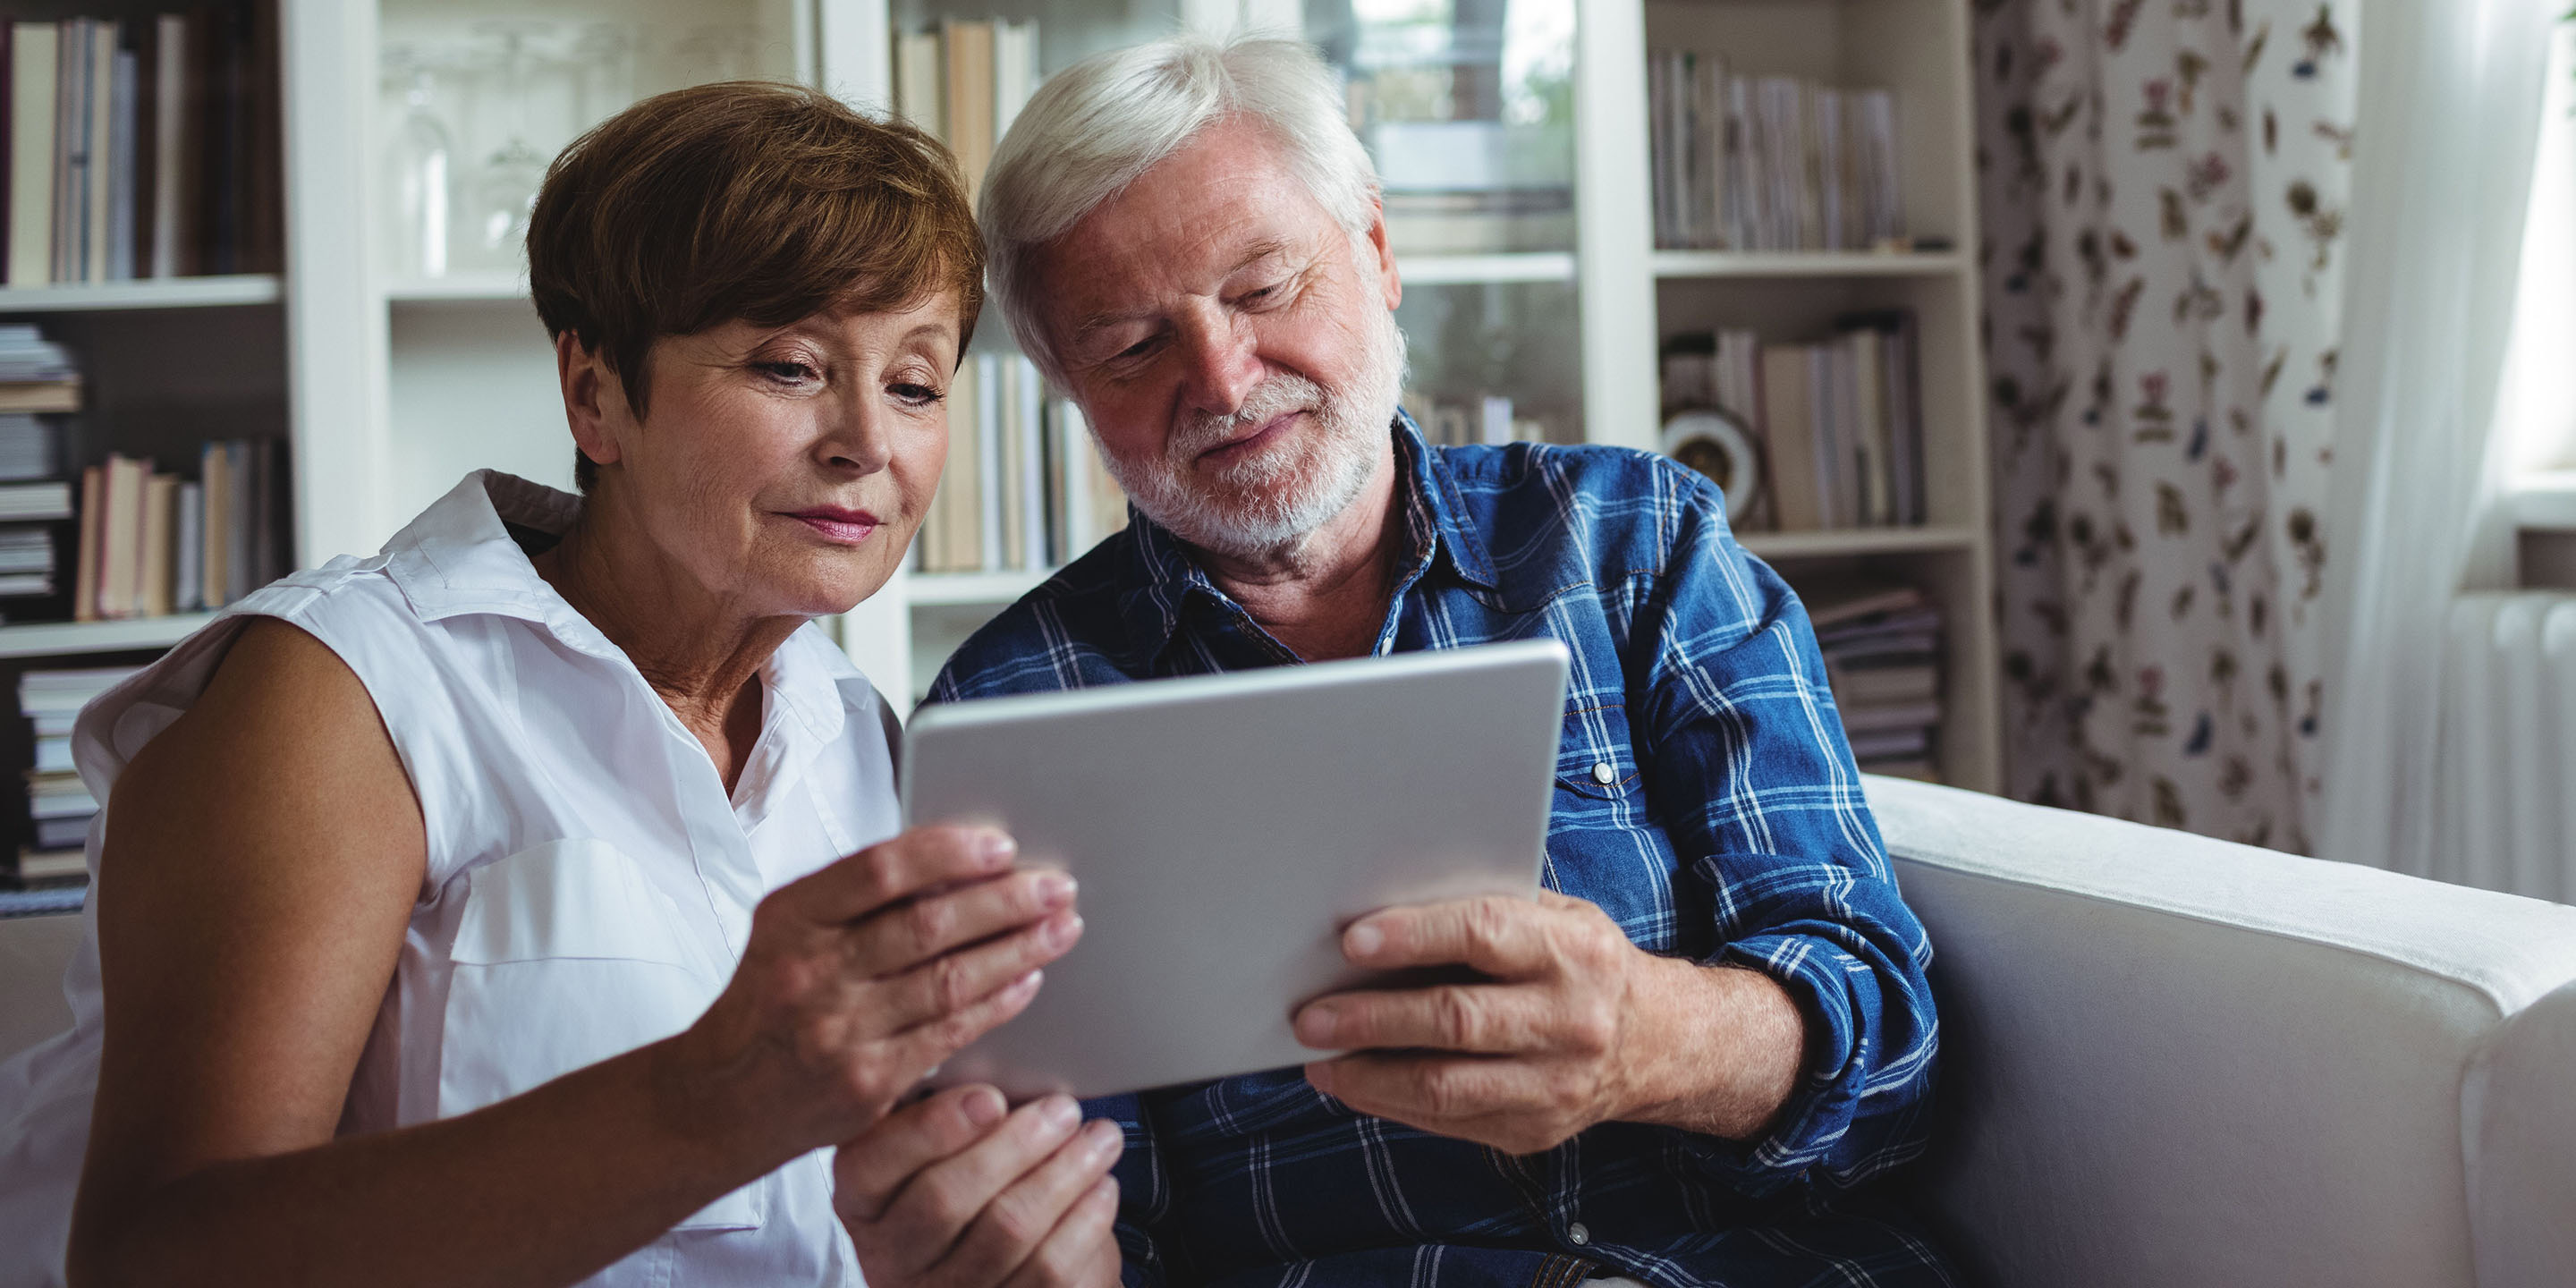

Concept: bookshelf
[[0, 0, 2004, 913], [259, 0, 1999, 791]]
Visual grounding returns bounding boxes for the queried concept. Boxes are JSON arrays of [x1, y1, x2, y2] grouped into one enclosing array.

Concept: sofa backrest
[[1868, 775, 2576, 1288]]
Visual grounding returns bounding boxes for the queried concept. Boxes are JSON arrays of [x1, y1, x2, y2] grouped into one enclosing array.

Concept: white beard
[[1100, 309, 1409, 563]]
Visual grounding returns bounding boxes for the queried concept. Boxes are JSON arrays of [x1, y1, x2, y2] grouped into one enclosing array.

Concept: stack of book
[[915, 353, 1127, 575], [889, 15, 1038, 203], [3, 6, 282, 286], [1805, 579, 1941, 781], [72, 437, 281, 621], [0, 327, 77, 614], [1647, 49, 1904, 253], [1663, 313, 1925, 531], [13, 663, 131, 888], [1371, 119, 1575, 255]]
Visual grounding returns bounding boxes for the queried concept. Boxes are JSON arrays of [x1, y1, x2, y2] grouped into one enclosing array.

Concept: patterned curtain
[[1973, 0, 2355, 851]]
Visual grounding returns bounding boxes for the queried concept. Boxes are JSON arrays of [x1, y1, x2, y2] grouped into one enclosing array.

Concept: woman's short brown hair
[[528, 80, 983, 490]]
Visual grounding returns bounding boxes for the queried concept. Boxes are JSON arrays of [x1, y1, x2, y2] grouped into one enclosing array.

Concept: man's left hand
[[1292, 891, 1654, 1155]]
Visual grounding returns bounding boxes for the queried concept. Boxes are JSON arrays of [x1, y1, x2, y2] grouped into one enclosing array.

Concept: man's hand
[[1292, 891, 1805, 1155], [834, 1085, 1123, 1288]]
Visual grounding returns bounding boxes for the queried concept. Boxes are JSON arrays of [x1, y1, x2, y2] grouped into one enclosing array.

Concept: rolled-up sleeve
[[1633, 486, 1940, 1196]]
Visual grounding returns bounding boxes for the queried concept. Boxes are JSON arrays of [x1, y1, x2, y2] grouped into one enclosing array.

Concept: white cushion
[[1868, 775, 2576, 1288]]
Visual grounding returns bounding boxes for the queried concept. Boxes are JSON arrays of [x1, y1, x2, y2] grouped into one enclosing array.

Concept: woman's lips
[[785, 507, 880, 544]]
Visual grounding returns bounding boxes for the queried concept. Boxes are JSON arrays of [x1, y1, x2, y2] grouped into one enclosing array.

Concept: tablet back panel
[[902, 639, 1570, 1099]]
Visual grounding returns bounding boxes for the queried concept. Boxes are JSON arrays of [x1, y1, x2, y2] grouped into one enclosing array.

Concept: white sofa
[[3, 778, 2572, 1284]]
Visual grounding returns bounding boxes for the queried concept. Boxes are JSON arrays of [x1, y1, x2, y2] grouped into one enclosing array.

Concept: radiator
[[2436, 593, 2576, 902]]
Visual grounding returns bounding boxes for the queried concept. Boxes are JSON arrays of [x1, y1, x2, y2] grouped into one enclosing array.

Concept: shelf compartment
[[0, 276, 284, 313], [0, 614, 219, 660], [1740, 525, 1980, 560], [1652, 250, 1965, 280]]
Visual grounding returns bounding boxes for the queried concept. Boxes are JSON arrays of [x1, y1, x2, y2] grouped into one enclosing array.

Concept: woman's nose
[[819, 400, 896, 474]]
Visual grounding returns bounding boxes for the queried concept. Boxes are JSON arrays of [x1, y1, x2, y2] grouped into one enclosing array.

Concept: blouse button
[[1590, 761, 1616, 785]]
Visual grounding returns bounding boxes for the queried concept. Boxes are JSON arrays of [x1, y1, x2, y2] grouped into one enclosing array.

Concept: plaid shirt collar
[[1106, 411, 1499, 665]]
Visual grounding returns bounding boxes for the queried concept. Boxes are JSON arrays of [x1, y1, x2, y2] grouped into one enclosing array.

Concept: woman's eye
[[1241, 284, 1281, 305], [1115, 336, 1158, 362], [891, 382, 941, 406], [755, 360, 819, 384]]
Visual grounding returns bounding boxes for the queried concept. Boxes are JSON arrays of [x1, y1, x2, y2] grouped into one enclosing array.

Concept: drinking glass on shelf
[[459, 20, 556, 275], [381, 45, 453, 279]]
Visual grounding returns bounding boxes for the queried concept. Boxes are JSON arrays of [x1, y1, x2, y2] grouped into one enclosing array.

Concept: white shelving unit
[[0, 275, 284, 312], [252, 0, 1998, 790]]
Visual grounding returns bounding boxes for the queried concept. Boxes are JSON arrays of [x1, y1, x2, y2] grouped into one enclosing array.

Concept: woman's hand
[[665, 826, 1083, 1159], [835, 1085, 1124, 1287]]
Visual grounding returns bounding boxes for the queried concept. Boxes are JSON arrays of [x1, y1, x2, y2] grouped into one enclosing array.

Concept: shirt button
[[1591, 761, 1616, 785], [1567, 1220, 1592, 1246]]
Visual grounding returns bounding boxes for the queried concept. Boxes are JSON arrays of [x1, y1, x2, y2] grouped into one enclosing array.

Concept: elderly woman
[[0, 84, 1119, 1287]]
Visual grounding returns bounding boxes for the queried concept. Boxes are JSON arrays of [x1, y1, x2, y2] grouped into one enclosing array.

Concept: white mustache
[[1170, 374, 1326, 460]]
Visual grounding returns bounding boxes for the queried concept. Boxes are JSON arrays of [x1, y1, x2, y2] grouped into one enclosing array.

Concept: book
[[0, 413, 60, 481], [83, 19, 113, 283], [1759, 343, 1822, 530], [938, 354, 982, 572], [1829, 661, 1939, 706], [97, 452, 143, 617], [140, 470, 174, 615], [70, 463, 97, 620], [199, 438, 229, 606], [1014, 357, 1046, 571], [0, 379, 77, 412], [174, 478, 200, 610], [0, 480, 70, 520], [993, 352, 1022, 571], [106, 44, 135, 281], [893, 30, 944, 138], [6, 23, 55, 285], [941, 19, 996, 203], [1802, 578, 1928, 629], [147, 14, 183, 278], [223, 437, 250, 602]]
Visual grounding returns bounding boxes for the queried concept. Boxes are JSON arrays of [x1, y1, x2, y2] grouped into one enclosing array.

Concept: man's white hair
[[979, 33, 1381, 384]]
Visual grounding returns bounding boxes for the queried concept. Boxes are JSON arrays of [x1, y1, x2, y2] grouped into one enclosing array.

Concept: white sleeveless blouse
[[0, 471, 901, 1285]]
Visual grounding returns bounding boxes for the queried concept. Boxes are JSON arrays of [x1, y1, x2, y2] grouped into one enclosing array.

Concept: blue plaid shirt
[[928, 418, 1953, 1288]]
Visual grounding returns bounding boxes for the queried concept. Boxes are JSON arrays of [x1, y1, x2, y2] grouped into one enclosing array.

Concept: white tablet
[[902, 638, 1571, 1100]]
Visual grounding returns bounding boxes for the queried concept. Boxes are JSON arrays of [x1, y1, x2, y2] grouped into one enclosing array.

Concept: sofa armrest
[[1865, 775, 2576, 1288]]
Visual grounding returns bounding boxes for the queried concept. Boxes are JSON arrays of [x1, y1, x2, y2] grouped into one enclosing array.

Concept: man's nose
[[1175, 313, 1263, 418]]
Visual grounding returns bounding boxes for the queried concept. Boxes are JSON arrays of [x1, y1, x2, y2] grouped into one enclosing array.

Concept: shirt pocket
[[1546, 699, 1682, 950], [439, 837, 764, 1233]]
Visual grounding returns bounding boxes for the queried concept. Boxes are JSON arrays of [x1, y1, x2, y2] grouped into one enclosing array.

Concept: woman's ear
[[555, 331, 629, 472]]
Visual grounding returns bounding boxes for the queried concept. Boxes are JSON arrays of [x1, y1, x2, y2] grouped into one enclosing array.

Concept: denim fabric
[[928, 417, 1953, 1288]]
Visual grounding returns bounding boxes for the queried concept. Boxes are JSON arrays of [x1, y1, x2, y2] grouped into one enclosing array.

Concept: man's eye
[[1115, 336, 1158, 362], [1241, 284, 1281, 305]]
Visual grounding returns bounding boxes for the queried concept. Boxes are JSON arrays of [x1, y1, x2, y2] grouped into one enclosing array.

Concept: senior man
[[896, 35, 1953, 1288]]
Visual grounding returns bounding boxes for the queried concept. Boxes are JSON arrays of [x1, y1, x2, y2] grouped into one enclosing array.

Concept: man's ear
[[555, 331, 628, 471], [1360, 199, 1402, 312]]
